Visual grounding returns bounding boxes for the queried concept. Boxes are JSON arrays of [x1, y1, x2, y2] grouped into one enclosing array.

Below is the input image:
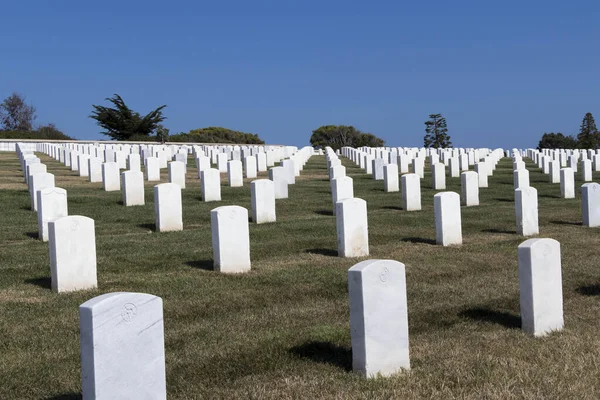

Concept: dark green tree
[[310, 125, 385, 150], [0, 92, 36, 131], [169, 127, 264, 144], [90, 94, 166, 140], [354, 132, 385, 148], [537, 132, 578, 150], [577, 112, 600, 149], [424, 114, 452, 148]]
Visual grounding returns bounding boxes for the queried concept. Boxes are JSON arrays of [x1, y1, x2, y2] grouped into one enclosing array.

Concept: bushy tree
[[577, 112, 600, 149], [0, 92, 37, 131], [310, 125, 384, 150], [169, 127, 264, 144], [424, 114, 452, 148], [537, 132, 578, 150], [90, 94, 166, 140]]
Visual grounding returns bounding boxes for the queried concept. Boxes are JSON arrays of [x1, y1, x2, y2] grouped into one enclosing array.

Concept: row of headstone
[[74, 235, 564, 398]]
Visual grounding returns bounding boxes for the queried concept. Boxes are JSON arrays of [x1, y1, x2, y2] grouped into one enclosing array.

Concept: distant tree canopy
[[0, 124, 74, 140], [0, 92, 37, 131], [90, 94, 166, 141], [537, 132, 578, 150], [424, 114, 452, 148], [310, 125, 384, 150], [168, 127, 265, 144], [577, 112, 600, 149]]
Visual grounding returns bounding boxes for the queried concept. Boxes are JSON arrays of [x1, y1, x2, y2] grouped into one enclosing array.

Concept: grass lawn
[[1, 151, 600, 399]]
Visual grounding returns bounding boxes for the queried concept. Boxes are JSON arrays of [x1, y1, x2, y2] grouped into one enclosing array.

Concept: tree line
[[537, 112, 600, 149], [4, 91, 458, 147]]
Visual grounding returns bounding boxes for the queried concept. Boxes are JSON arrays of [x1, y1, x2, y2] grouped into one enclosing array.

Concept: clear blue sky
[[2, 1, 599, 148]]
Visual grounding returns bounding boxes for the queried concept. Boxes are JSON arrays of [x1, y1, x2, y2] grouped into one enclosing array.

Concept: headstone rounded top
[[211, 205, 247, 215], [433, 191, 460, 200], [518, 238, 560, 253], [339, 197, 365, 206], [39, 187, 66, 196], [348, 259, 406, 282], [80, 291, 160, 312]]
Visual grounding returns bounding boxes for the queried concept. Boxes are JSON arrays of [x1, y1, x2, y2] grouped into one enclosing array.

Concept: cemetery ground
[[2, 152, 600, 399]]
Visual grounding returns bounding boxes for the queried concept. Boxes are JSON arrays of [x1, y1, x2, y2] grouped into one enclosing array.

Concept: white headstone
[[518, 238, 564, 337], [348, 259, 409, 378], [460, 171, 479, 206], [434, 192, 462, 246], [581, 159, 593, 182], [514, 169, 530, 190], [145, 157, 160, 182], [49, 216, 97, 293], [336, 198, 369, 257], [211, 206, 251, 273], [449, 157, 460, 178], [244, 156, 258, 179], [121, 170, 145, 206], [372, 158, 385, 180], [412, 158, 424, 179], [128, 153, 141, 172], [332, 176, 354, 215], [201, 168, 221, 202], [251, 179, 276, 224], [80, 292, 166, 399], [168, 161, 186, 189], [474, 163, 488, 188], [549, 160, 560, 183], [88, 158, 103, 183], [227, 160, 243, 187], [582, 183, 600, 227], [78, 154, 90, 177], [432, 163, 446, 190], [401, 173, 421, 211], [281, 159, 296, 184], [154, 183, 183, 232], [383, 164, 399, 192], [560, 168, 575, 199], [515, 187, 539, 236], [30, 172, 55, 212], [217, 153, 228, 173], [37, 187, 68, 242], [269, 167, 289, 199]]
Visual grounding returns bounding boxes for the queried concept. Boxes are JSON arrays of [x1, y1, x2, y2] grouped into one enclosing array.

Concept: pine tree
[[424, 114, 452, 148], [90, 94, 166, 140], [577, 112, 600, 149]]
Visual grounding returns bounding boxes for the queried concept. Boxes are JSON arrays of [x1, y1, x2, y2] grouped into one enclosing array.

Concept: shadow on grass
[[25, 231, 39, 239], [314, 210, 333, 216], [25, 277, 51, 289], [137, 223, 155, 231], [576, 284, 600, 296], [117, 200, 124, 205], [494, 198, 513, 203], [381, 205, 403, 211], [539, 194, 561, 199], [44, 394, 81, 400], [20, 205, 32, 211], [185, 260, 214, 271], [458, 307, 521, 329], [305, 248, 338, 257], [401, 237, 436, 245], [289, 341, 352, 371], [550, 220, 582, 226], [481, 228, 517, 234]]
